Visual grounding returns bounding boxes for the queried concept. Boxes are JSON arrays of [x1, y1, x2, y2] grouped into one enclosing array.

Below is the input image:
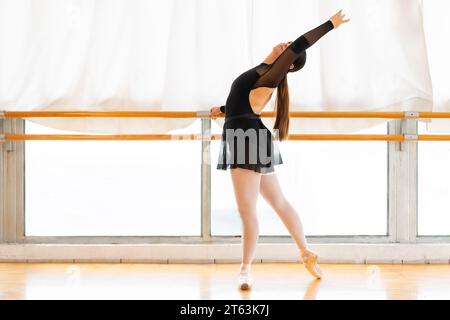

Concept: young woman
[[210, 10, 349, 290]]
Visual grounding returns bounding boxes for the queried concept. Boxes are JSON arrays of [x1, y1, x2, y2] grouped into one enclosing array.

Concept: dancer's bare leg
[[230, 167, 262, 274], [259, 172, 308, 254], [259, 171, 322, 278]]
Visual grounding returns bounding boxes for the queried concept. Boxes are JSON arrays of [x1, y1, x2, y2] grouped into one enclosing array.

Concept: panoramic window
[[211, 122, 388, 236], [418, 121, 450, 236], [25, 120, 202, 236]]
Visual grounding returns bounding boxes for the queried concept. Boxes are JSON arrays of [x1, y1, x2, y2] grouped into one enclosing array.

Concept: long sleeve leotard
[[219, 19, 334, 114], [217, 19, 335, 174]]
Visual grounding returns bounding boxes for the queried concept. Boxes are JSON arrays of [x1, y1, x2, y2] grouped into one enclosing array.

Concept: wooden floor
[[0, 263, 449, 300]]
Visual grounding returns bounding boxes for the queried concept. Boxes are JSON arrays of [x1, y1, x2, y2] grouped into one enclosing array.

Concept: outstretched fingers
[[331, 9, 350, 28]]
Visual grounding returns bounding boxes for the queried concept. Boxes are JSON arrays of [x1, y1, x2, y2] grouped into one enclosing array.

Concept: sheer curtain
[[0, 0, 447, 133], [422, 0, 450, 132]]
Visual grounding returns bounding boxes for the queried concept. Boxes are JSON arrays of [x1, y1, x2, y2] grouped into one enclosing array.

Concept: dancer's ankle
[[240, 263, 251, 273], [299, 247, 308, 256]]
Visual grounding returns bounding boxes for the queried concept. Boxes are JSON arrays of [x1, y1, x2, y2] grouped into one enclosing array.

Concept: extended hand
[[210, 106, 222, 119], [330, 10, 350, 29]]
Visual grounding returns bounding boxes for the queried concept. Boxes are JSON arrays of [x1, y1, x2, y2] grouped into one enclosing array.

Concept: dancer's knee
[[237, 205, 257, 222]]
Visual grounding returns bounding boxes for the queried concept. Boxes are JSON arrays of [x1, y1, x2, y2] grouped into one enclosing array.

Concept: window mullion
[[201, 118, 212, 241], [394, 116, 418, 243], [0, 118, 24, 243], [388, 120, 397, 242]]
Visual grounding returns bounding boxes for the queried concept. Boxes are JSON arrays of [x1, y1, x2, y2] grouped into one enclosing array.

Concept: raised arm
[[293, 20, 335, 53], [253, 19, 335, 89]]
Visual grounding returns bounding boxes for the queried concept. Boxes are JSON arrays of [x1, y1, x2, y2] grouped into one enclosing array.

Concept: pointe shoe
[[301, 250, 322, 279], [238, 272, 252, 290]]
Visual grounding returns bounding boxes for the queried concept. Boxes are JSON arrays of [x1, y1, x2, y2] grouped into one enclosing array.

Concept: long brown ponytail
[[274, 76, 290, 141]]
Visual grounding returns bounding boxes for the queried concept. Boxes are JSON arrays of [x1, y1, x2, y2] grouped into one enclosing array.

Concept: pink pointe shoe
[[238, 271, 252, 290], [301, 250, 322, 279]]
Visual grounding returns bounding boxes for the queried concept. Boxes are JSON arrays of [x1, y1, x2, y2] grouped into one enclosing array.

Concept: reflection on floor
[[0, 263, 449, 300]]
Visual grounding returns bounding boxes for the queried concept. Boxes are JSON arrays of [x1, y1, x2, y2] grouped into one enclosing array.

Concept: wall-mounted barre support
[[399, 112, 419, 151], [404, 111, 419, 119], [404, 134, 419, 141]]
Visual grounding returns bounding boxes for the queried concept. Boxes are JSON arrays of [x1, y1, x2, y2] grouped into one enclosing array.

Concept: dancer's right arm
[[210, 105, 225, 118]]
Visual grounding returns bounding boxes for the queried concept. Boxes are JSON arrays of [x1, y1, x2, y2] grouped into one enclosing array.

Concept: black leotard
[[217, 20, 335, 174]]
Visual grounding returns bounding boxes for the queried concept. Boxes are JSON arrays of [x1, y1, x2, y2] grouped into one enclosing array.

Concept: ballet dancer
[[210, 10, 349, 290]]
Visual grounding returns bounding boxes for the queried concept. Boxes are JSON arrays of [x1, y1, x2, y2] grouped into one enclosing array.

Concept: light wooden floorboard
[[0, 263, 449, 300]]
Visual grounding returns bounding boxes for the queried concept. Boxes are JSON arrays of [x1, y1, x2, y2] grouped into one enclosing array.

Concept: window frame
[[0, 116, 446, 245]]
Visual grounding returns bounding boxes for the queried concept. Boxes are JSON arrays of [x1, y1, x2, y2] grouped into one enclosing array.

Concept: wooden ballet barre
[[1, 111, 201, 119], [3, 110, 450, 119], [1, 134, 219, 141], [419, 135, 450, 141], [282, 111, 406, 119], [5, 133, 450, 141], [288, 134, 404, 141], [417, 112, 450, 119], [1, 133, 404, 141], [0, 110, 410, 119]]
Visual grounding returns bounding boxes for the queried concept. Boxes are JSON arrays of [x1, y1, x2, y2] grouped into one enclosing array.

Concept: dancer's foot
[[301, 250, 322, 279], [238, 271, 252, 290]]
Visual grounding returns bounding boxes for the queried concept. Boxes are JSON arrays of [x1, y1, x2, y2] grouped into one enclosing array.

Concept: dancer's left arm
[[252, 20, 334, 89], [253, 10, 349, 89]]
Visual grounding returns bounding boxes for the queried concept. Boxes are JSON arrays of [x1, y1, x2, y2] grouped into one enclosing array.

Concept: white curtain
[[422, 0, 450, 132], [0, 0, 448, 133]]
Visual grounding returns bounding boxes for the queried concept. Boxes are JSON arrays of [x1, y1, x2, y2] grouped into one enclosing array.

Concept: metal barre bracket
[[404, 111, 419, 119], [403, 134, 418, 141], [196, 111, 211, 118]]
